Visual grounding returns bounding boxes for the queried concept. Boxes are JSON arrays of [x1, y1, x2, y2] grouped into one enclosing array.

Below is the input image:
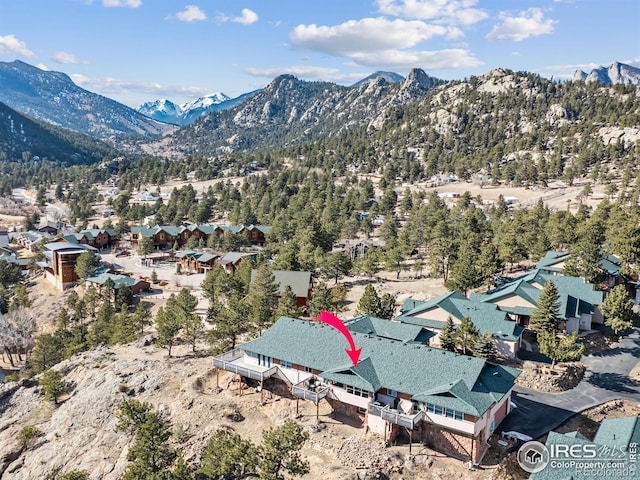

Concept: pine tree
[[439, 316, 457, 351], [197, 429, 259, 479], [474, 332, 498, 361], [530, 279, 561, 334], [455, 316, 478, 355], [155, 303, 182, 358], [248, 264, 278, 332], [259, 420, 310, 480], [207, 293, 251, 353], [40, 369, 66, 405], [599, 284, 637, 335], [538, 331, 584, 368], [378, 293, 397, 320], [275, 285, 301, 318], [308, 281, 334, 317], [356, 284, 381, 317], [116, 400, 177, 479]]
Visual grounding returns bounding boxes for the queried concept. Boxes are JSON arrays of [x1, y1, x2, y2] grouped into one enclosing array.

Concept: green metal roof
[[471, 269, 603, 320], [593, 416, 640, 449], [537, 250, 622, 276], [238, 317, 520, 416], [251, 270, 312, 299], [398, 292, 523, 342], [86, 272, 139, 289], [220, 251, 255, 263], [346, 315, 435, 343]]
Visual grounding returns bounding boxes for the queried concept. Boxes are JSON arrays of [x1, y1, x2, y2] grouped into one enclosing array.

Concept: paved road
[[499, 327, 640, 439]]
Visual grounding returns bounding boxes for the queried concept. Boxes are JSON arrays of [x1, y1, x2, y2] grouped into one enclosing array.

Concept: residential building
[[251, 270, 314, 308], [62, 228, 119, 250], [470, 269, 604, 333], [130, 224, 271, 250], [217, 251, 256, 273], [0, 226, 9, 248], [85, 272, 150, 295], [176, 250, 218, 274], [16, 231, 48, 252], [397, 292, 524, 358], [536, 250, 623, 287], [213, 317, 520, 464], [531, 416, 640, 479], [39, 242, 98, 290]]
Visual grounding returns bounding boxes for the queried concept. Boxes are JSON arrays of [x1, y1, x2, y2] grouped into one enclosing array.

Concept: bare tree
[[0, 309, 37, 366]]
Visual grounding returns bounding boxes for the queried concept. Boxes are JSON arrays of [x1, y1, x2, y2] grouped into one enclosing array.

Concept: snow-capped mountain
[[137, 99, 183, 125], [573, 61, 640, 86], [137, 92, 258, 126], [0, 60, 177, 141]]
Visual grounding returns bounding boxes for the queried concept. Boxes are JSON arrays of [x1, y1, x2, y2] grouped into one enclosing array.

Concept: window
[[454, 410, 463, 421], [280, 360, 292, 369], [434, 405, 443, 416], [387, 389, 398, 397], [345, 385, 369, 398], [304, 366, 313, 373], [426, 403, 463, 421], [357, 407, 367, 415], [247, 351, 258, 358]]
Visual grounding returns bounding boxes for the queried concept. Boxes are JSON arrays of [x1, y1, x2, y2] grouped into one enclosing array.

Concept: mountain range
[[0, 60, 638, 165], [137, 90, 259, 126], [573, 61, 640, 85], [0, 60, 176, 142], [161, 68, 444, 155]]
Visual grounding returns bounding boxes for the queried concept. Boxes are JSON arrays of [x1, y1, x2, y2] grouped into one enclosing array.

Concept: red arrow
[[314, 310, 362, 367]]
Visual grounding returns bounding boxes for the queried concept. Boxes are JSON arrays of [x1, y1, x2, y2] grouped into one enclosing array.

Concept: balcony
[[292, 376, 329, 403], [213, 349, 278, 381], [368, 401, 424, 429]]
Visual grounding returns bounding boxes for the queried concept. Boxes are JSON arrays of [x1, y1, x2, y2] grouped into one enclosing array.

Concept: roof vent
[[493, 371, 500, 376]]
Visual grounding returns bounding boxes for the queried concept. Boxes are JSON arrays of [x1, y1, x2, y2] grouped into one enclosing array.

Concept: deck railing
[[213, 349, 278, 381], [368, 402, 424, 429], [292, 378, 330, 403]]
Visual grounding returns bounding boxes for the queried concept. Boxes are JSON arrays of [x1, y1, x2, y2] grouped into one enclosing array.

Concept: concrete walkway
[[499, 327, 640, 439]]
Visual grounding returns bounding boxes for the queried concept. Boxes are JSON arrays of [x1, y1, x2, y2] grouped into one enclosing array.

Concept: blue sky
[[0, 0, 638, 107]]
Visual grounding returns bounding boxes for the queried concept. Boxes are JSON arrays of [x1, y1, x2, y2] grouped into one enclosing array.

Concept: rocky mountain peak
[[574, 61, 640, 86]]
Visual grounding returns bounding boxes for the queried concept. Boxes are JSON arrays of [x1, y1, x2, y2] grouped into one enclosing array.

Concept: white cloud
[[377, 0, 488, 25], [350, 48, 482, 70], [70, 74, 209, 101], [542, 62, 602, 73], [102, 0, 142, 7], [0, 34, 35, 58], [486, 8, 556, 42], [232, 8, 258, 25], [52, 51, 89, 65], [290, 17, 458, 56], [175, 5, 207, 23]]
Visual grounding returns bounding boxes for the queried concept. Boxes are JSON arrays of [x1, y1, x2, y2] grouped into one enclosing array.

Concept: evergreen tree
[[131, 303, 152, 336], [474, 333, 498, 361], [197, 429, 259, 480], [259, 420, 310, 480], [599, 285, 637, 335], [155, 303, 182, 358], [356, 284, 381, 317], [275, 285, 301, 318], [454, 316, 478, 355], [248, 264, 278, 332], [530, 279, 561, 334], [439, 316, 457, 352], [115, 286, 134, 311], [207, 294, 252, 353], [538, 331, 584, 368], [40, 368, 66, 405], [115, 400, 177, 479], [74, 251, 100, 285], [308, 281, 334, 317], [377, 292, 397, 320], [137, 237, 154, 259]]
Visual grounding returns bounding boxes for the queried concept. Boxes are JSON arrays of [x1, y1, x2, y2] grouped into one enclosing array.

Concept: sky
[[0, 0, 638, 108]]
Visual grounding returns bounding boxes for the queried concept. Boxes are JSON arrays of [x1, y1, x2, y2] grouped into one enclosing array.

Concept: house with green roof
[[531, 416, 640, 480], [176, 250, 219, 273], [213, 316, 520, 464], [218, 251, 257, 273], [250, 270, 314, 308], [130, 224, 272, 250], [536, 250, 623, 287], [86, 272, 150, 294], [396, 292, 524, 358], [470, 269, 604, 333], [62, 228, 119, 250]]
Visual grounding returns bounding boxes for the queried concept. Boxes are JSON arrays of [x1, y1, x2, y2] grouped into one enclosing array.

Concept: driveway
[[499, 327, 640, 439]]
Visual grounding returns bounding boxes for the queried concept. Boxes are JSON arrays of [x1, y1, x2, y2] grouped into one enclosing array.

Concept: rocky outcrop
[[574, 61, 640, 86]]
